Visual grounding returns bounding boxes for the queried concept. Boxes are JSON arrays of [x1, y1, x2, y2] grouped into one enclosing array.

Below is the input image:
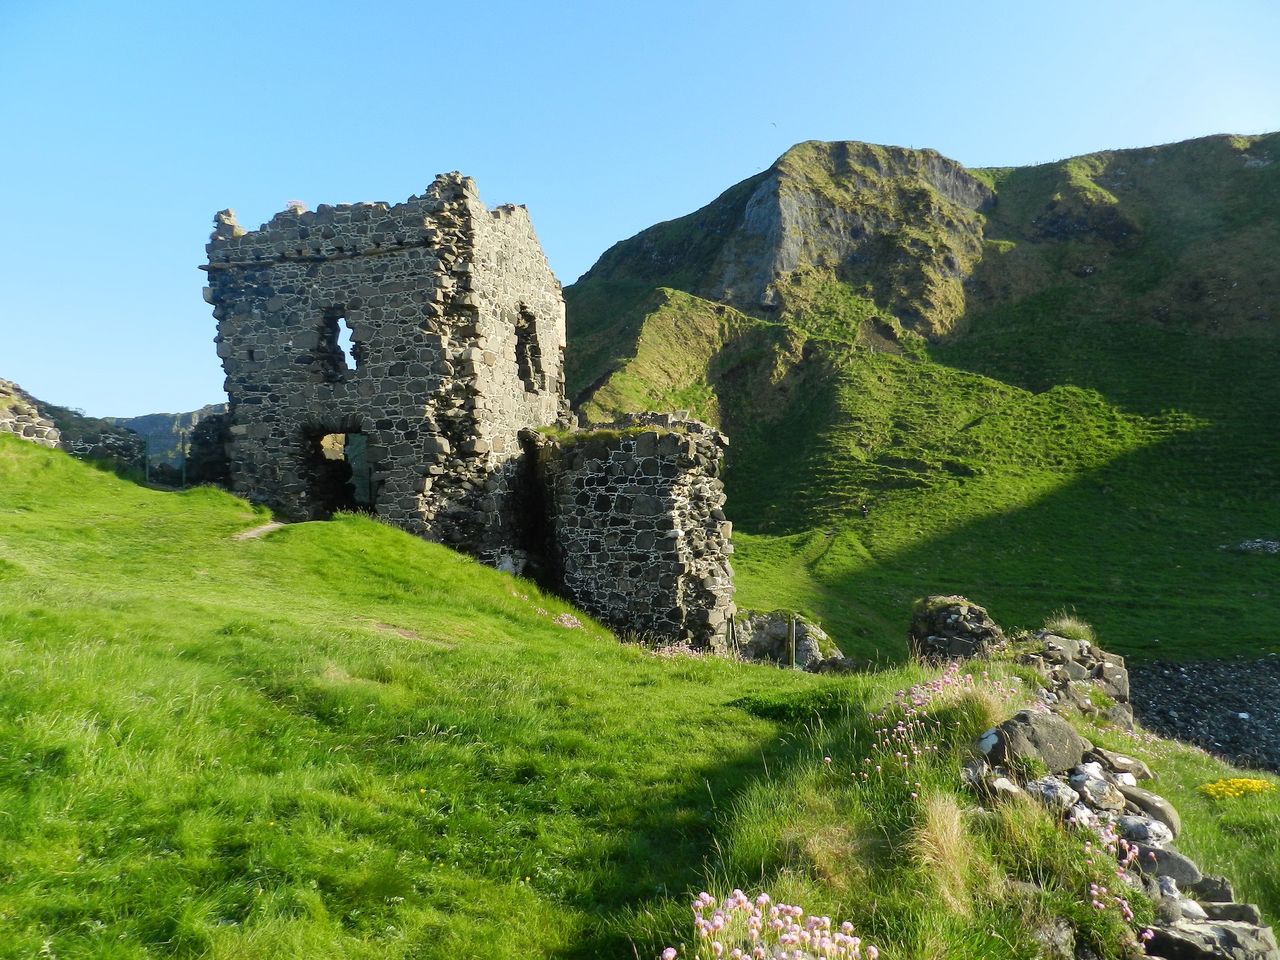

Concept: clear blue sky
[[2, 0, 1277, 416]]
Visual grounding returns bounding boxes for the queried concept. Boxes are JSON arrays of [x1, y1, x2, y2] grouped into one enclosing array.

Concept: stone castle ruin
[[203, 174, 735, 645]]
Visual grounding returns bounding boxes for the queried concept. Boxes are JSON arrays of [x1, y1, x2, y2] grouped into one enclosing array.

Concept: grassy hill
[[565, 133, 1280, 661], [3, 436, 1280, 959]]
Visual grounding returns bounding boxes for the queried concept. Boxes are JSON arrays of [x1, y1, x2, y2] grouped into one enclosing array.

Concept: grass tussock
[[911, 793, 976, 916], [1043, 609, 1096, 644]]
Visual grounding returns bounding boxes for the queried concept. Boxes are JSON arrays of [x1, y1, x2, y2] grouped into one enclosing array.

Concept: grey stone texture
[[980, 709, 1087, 773], [1, 379, 145, 471], [908, 595, 1006, 661], [951, 598, 1278, 960], [204, 173, 568, 563], [204, 178, 737, 644], [1019, 631, 1135, 730], [531, 413, 736, 648], [0, 380, 61, 448], [734, 611, 834, 667]]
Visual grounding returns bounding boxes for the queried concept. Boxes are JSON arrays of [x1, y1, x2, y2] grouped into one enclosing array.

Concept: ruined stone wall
[[0, 380, 61, 448], [204, 173, 565, 562], [534, 414, 736, 646]]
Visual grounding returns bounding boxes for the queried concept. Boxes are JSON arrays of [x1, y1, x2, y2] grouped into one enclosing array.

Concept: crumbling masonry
[[204, 175, 735, 645]]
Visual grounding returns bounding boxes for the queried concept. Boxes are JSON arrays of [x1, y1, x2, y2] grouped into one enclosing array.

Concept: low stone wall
[[0, 380, 61, 448], [532, 413, 736, 647]]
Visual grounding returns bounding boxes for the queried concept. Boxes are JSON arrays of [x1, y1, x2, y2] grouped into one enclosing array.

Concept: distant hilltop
[[107, 404, 227, 465]]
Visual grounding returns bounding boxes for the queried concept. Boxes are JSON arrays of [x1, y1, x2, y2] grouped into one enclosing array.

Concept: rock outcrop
[[945, 596, 1280, 960], [0, 380, 61, 448]]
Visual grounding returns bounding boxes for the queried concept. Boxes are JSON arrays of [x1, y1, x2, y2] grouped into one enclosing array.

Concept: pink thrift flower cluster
[[661, 890, 882, 959], [552, 612, 583, 629], [855, 661, 1018, 797], [874, 661, 1017, 719], [857, 713, 935, 797], [1078, 818, 1142, 928]]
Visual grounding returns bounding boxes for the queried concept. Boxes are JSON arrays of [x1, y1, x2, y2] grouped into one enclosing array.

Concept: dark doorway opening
[[302, 428, 375, 518]]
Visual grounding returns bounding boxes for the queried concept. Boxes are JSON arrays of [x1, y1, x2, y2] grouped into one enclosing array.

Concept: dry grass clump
[[1043, 609, 1096, 644], [911, 793, 974, 916]]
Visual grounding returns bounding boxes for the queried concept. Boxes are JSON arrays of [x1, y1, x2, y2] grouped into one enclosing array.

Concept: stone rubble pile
[[729, 610, 833, 668], [1018, 630, 1135, 730], [934, 597, 1280, 960], [1229, 540, 1279, 556], [0, 379, 61, 448], [1, 378, 145, 471], [1130, 655, 1280, 774], [908, 595, 1007, 661]]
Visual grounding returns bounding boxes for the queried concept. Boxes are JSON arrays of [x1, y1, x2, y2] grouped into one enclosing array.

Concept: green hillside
[[565, 133, 1280, 661], [4, 436, 1280, 959]]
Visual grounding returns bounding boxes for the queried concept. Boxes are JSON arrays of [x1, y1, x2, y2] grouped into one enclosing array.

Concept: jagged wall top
[[205, 174, 551, 278]]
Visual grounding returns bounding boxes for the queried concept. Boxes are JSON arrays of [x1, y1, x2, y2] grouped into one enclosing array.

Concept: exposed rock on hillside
[[732, 610, 835, 668], [580, 140, 993, 340], [947, 597, 1280, 960], [909, 594, 1006, 660], [0, 378, 144, 471], [0, 379, 61, 447]]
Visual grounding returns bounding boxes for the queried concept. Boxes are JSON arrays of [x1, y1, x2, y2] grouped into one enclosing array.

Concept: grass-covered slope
[[565, 134, 1280, 662], [2, 438, 1279, 958]]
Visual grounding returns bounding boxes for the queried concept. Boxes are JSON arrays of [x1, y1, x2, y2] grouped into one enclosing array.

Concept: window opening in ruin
[[514, 304, 543, 393], [303, 429, 375, 518], [317, 309, 359, 381]]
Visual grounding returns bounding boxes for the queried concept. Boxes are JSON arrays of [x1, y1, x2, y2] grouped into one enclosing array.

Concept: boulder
[[1186, 875, 1236, 904], [1136, 844, 1203, 886], [1027, 775, 1080, 814], [1119, 783, 1182, 838], [734, 611, 833, 668], [1088, 746, 1154, 781], [1118, 814, 1175, 848], [1147, 919, 1280, 960], [980, 710, 1087, 774], [1203, 904, 1265, 926], [1072, 776, 1126, 812]]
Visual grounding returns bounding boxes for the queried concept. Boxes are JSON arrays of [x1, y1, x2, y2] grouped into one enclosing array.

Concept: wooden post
[[788, 618, 797, 669]]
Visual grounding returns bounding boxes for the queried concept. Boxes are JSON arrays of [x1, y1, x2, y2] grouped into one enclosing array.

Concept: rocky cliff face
[[580, 140, 994, 340], [108, 404, 227, 465]]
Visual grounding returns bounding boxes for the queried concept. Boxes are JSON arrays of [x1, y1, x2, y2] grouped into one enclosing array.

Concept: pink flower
[[662, 950, 677, 960]]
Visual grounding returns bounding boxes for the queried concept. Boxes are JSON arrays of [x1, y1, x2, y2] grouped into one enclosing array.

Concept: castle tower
[[202, 174, 567, 565]]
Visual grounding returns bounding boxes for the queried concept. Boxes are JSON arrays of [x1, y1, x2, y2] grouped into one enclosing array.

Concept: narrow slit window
[[318, 309, 358, 380], [514, 304, 543, 393]]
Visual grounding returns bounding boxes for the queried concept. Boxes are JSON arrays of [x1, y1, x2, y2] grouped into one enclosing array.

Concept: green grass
[[2, 438, 1280, 957]]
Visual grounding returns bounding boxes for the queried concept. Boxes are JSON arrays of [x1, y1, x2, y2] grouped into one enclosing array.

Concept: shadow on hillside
[[557, 689, 880, 959], [809, 419, 1279, 662]]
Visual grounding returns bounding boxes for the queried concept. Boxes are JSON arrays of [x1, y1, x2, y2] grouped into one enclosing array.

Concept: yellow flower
[[1198, 778, 1275, 800]]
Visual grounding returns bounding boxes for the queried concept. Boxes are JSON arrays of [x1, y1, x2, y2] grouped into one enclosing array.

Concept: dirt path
[[233, 520, 284, 541]]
